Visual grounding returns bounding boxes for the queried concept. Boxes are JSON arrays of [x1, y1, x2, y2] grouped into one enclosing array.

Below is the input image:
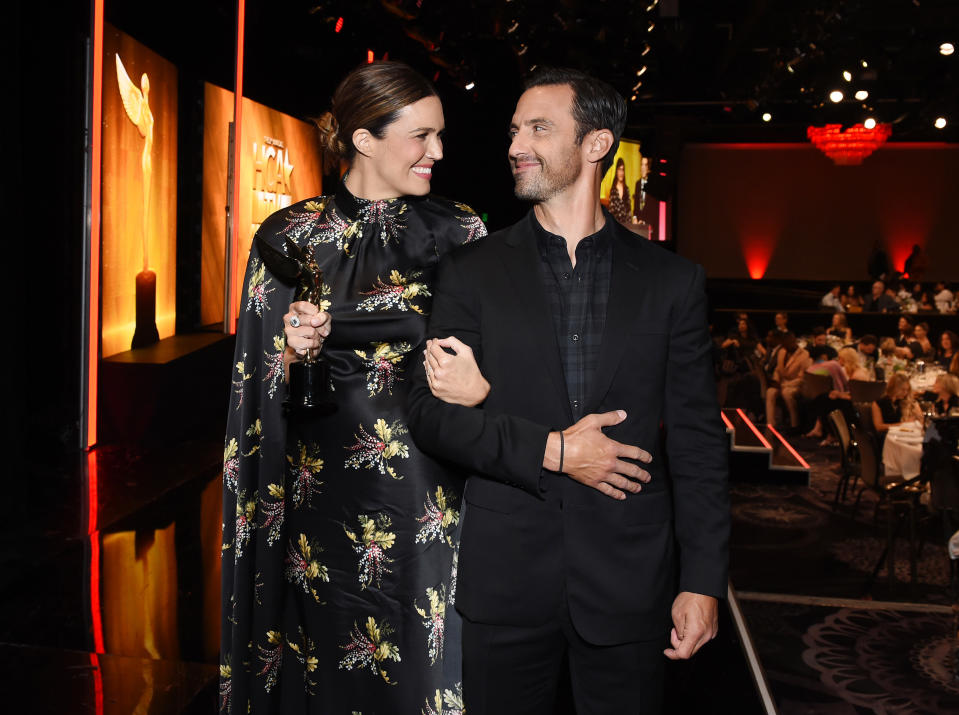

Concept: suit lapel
[[585, 232, 641, 412], [502, 220, 574, 424]]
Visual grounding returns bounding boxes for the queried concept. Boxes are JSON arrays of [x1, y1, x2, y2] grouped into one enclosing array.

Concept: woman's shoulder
[[412, 194, 488, 248]]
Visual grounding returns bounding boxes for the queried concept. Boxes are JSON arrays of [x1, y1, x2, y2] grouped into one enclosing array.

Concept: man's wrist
[[543, 431, 563, 472]]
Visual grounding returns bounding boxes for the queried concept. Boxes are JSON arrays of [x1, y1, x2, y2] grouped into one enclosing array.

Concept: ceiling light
[[762, 112, 772, 122], [631, 94, 638, 102], [854, 90, 869, 100], [935, 116, 947, 129], [646, 0, 659, 10], [863, 117, 877, 129], [941, 43, 955, 56], [647, 21, 655, 32], [787, 65, 795, 74], [861, 59, 869, 68], [842, 70, 852, 81], [632, 80, 643, 91], [636, 66, 647, 77], [829, 90, 844, 103], [464, 82, 475, 90], [641, 43, 651, 56]]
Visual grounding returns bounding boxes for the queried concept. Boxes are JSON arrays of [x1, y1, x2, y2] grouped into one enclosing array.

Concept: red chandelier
[[806, 123, 892, 165]]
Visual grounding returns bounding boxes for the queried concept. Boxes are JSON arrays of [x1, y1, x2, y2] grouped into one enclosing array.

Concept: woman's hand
[[283, 302, 331, 377], [424, 336, 490, 407]]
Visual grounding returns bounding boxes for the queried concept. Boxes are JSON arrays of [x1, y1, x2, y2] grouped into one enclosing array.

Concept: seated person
[[810, 326, 838, 360], [894, 316, 923, 359], [828, 312, 853, 343], [932, 374, 959, 416], [805, 347, 869, 443], [936, 330, 959, 371], [912, 322, 936, 360], [871, 373, 922, 439], [820, 284, 844, 312], [843, 285, 864, 312], [934, 281, 955, 314], [774, 311, 789, 334], [863, 280, 900, 313], [765, 332, 812, 430], [876, 337, 908, 379], [855, 334, 879, 379]]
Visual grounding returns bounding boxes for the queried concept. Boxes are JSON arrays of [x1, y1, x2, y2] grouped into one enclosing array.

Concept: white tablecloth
[[911, 369, 945, 394], [882, 423, 924, 479]]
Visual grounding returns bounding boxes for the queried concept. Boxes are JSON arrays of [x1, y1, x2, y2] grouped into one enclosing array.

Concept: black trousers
[[461, 595, 667, 715]]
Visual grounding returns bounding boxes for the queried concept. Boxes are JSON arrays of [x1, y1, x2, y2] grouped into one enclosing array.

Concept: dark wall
[[677, 143, 959, 282]]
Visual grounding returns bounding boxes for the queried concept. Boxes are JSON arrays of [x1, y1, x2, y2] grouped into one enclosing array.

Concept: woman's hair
[[838, 347, 860, 371], [879, 337, 897, 356], [314, 61, 437, 172], [832, 313, 849, 328], [614, 157, 626, 180], [952, 352, 959, 376], [884, 372, 911, 399], [941, 330, 959, 354], [937, 373, 959, 397]]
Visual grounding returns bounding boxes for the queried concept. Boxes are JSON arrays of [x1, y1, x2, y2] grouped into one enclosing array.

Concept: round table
[[882, 422, 924, 479]]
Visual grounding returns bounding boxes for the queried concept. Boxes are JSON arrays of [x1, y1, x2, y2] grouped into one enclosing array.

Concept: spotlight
[[829, 90, 844, 103], [864, 117, 877, 129], [787, 64, 795, 73], [334, 17, 344, 33], [632, 81, 643, 91], [636, 66, 647, 77], [854, 90, 869, 100], [641, 43, 651, 56], [762, 112, 772, 122], [647, 21, 655, 32], [367, 49, 374, 63], [842, 70, 852, 81], [861, 59, 869, 68], [646, 0, 659, 9], [935, 116, 947, 129], [631, 94, 638, 102], [464, 82, 475, 91], [941, 42, 955, 56]]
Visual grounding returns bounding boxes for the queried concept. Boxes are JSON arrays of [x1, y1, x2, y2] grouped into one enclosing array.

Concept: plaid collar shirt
[[531, 210, 613, 422]]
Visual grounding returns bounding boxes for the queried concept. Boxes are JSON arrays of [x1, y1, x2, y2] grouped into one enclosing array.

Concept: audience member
[[917, 290, 936, 313], [820, 285, 844, 312], [863, 280, 899, 313], [903, 244, 927, 281], [717, 317, 764, 415], [762, 330, 783, 383], [804, 347, 869, 443], [876, 337, 907, 378], [932, 374, 959, 416], [843, 285, 864, 312], [912, 322, 936, 360], [774, 311, 789, 333], [828, 312, 853, 343], [871, 373, 922, 439], [935, 281, 955, 314], [937, 330, 959, 371], [855, 334, 879, 379], [951, 352, 959, 377], [810, 326, 838, 360], [765, 332, 812, 431]]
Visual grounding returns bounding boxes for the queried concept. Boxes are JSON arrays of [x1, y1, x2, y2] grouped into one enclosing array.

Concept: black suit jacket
[[407, 214, 729, 645]]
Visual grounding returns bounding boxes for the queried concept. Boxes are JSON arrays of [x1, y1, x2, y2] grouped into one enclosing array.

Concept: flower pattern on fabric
[[454, 203, 486, 244], [281, 199, 328, 243], [263, 335, 286, 399], [415, 487, 460, 547], [287, 626, 320, 695], [243, 419, 262, 457], [286, 441, 324, 509], [232, 355, 253, 410], [357, 270, 431, 314], [414, 585, 447, 665], [223, 438, 240, 493], [219, 663, 232, 713], [235, 490, 257, 562], [345, 419, 411, 480], [354, 341, 413, 397], [284, 533, 329, 603], [344, 513, 396, 590], [338, 616, 401, 684], [310, 209, 361, 252], [246, 259, 275, 317], [259, 484, 285, 546], [422, 683, 465, 715], [256, 630, 284, 693]]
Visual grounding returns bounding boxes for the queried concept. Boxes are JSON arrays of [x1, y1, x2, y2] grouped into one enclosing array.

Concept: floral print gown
[[221, 182, 486, 714]]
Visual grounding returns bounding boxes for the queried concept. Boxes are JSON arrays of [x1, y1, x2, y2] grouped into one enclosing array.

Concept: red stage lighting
[[807, 123, 892, 165], [367, 49, 375, 63], [334, 17, 344, 33]]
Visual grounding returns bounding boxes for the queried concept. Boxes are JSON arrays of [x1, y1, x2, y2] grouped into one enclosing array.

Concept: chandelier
[[806, 123, 892, 165]]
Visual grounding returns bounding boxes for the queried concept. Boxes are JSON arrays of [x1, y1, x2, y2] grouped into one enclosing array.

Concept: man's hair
[[524, 67, 627, 174], [860, 334, 878, 346], [812, 326, 826, 337]]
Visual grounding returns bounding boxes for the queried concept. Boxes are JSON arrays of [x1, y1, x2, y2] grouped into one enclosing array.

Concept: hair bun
[[314, 111, 345, 171]]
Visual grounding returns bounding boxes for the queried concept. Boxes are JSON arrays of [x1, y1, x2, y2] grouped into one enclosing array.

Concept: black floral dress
[[220, 182, 486, 714]]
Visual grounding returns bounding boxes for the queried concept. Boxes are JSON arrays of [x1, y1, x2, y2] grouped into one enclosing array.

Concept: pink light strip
[[736, 408, 773, 449], [721, 411, 735, 431], [765, 424, 811, 469]]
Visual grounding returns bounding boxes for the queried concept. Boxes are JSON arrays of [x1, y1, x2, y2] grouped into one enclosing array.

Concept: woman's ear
[[352, 128, 375, 158]]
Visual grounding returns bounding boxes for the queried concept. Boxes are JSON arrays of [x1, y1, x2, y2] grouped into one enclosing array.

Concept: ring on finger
[[289, 314, 300, 328]]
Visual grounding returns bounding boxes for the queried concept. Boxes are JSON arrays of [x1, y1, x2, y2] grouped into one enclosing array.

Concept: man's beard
[[512, 149, 581, 202]]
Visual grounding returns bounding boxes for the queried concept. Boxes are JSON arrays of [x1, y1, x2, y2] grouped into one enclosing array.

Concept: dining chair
[[827, 409, 859, 507]]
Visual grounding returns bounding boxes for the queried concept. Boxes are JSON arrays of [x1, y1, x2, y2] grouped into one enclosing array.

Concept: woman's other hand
[[424, 336, 490, 407]]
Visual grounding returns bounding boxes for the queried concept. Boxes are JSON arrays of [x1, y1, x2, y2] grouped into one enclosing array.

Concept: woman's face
[[847, 286, 856, 296], [364, 95, 445, 197], [737, 319, 748, 334], [898, 317, 909, 332], [894, 382, 910, 400], [915, 325, 926, 340], [616, 163, 625, 181], [943, 333, 954, 351], [831, 313, 842, 328]]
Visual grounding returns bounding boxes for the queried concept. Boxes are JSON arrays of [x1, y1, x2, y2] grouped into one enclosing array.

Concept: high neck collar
[[334, 178, 405, 224]]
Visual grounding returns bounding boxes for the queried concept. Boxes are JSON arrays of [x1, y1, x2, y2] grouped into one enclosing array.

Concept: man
[[863, 280, 899, 313], [855, 334, 879, 379], [774, 311, 789, 333], [820, 284, 844, 312], [934, 281, 955, 314], [764, 331, 811, 430], [633, 153, 659, 231], [811, 326, 838, 360], [407, 68, 729, 714]]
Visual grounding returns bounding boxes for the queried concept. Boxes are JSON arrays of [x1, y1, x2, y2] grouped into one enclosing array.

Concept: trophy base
[[132, 269, 160, 349], [286, 359, 337, 415]]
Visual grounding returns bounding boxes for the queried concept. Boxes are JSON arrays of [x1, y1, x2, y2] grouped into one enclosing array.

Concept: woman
[[828, 312, 853, 343], [932, 374, 959, 415], [804, 347, 868, 443], [843, 285, 864, 312], [718, 316, 764, 413], [607, 157, 631, 225], [871, 373, 922, 437], [936, 330, 959, 371], [221, 62, 487, 714], [912, 322, 936, 360]]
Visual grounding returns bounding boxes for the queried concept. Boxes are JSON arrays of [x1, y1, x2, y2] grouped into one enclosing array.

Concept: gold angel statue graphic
[[116, 53, 159, 347]]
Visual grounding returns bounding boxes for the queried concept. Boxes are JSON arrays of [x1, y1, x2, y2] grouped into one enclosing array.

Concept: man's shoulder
[[446, 219, 523, 263], [608, 220, 698, 277]]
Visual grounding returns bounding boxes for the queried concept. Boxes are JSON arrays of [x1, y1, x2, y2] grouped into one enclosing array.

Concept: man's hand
[[423, 336, 490, 407], [664, 592, 719, 660], [544, 410, 651, 500]]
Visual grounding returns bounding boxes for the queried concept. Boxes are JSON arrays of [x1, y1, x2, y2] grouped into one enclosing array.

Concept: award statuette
[[255, 235, 336, 415]]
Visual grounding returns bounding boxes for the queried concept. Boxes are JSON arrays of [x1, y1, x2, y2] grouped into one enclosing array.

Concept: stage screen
[[101, 24, 177, 357], [201, 84, 324, 327], [600, 138, 670, 241]]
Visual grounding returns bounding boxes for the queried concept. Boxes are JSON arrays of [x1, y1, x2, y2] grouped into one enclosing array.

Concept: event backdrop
[[600, 138, 670, 240], [677, 143, 959, 280], [201, 83, 324, 327], [101, 24, 177, 357]]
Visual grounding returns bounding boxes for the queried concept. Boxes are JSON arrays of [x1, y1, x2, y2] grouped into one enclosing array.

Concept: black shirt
[[532, 210, 613, 421]]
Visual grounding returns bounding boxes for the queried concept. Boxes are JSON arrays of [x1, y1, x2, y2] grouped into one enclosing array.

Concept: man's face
[[872, 281, 884, 298], [508, 84, 583, 202], [641, 156, 650, 179], [814, 334, 827, 346], [775, 313, 787, 328], [861, 342, 876, 356]]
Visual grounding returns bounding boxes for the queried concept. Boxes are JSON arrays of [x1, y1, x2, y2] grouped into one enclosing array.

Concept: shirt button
[[571, 334, 580, 342], [572, 399, 580, 409], [562, 272, 570, 280]]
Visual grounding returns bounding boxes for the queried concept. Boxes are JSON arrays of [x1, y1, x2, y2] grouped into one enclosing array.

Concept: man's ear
[[352, 128, 375, 158], [585, 128, 614, 166]]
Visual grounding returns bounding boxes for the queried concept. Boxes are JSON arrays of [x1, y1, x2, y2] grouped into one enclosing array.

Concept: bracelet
[[558, 431, 565, 474]]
